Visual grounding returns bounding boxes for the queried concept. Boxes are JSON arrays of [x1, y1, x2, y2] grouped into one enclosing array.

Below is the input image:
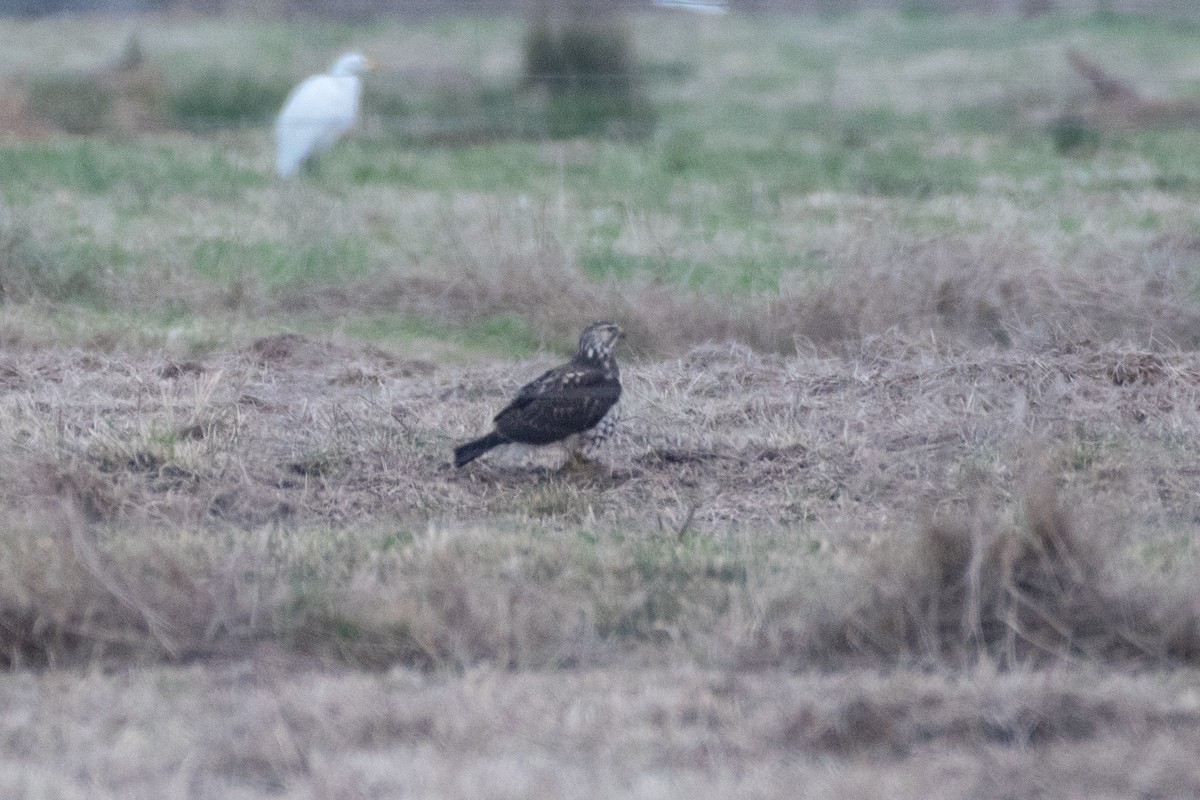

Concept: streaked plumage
[[454, 322, 624, 468], [275, 52, 371, 177]]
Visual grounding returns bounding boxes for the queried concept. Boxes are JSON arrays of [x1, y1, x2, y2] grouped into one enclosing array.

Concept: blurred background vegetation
[[4, 0, 1200, 359], [4, 0, 1200, 19], [18, 2, 654, 141]]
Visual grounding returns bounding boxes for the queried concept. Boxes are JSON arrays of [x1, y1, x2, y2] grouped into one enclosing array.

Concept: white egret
[[275, 52, 372, 177]]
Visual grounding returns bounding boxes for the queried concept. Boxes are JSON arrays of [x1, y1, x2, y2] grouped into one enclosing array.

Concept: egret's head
[[330, 52, 374, 77]]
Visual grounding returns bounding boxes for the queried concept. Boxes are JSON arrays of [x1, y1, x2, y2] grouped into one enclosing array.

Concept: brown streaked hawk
[[453, 322, 624, 468]]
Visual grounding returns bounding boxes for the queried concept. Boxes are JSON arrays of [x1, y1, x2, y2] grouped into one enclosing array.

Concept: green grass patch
[[586, 528, 754, 642], [189, 237, 372, 287], [366, 82, 558, 146], [849, 143, 978, 197], [335, 139, 557, 191], [167, 68, 293, 132], [0, 140, 263, 201], [341, 312, 543, 358], [0, 302, 295, 356], [5, 9, 1200, 354], [579, 250, 796, 293], [0, 224, 126, 307]]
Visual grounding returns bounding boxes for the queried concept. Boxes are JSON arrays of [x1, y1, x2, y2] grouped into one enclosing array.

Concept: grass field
[[4, 7, 1200, 798]]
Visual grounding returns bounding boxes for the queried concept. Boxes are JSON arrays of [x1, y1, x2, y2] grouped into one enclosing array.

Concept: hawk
[[454, 322, 624, 468]]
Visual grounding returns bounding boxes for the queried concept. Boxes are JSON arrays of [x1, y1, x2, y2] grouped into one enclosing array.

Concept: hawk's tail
[[453, 432, 506, 467]]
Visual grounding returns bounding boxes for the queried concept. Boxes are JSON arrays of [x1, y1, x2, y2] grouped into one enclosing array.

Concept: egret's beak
[[363, 57, 378, 72]]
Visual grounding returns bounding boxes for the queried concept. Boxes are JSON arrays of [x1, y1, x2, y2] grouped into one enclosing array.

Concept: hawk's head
[[576, 321, 624, 364]]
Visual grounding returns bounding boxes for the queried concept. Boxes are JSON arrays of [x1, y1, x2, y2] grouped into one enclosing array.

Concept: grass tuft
[[743, 480, 1200, 670], [1050, 115, 1103, 156], [0, 221, 112, 307], [25, 73, 114, 135]]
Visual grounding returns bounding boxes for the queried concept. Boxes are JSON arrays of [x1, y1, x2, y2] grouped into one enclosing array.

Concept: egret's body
[[275, 52, 370, 177]]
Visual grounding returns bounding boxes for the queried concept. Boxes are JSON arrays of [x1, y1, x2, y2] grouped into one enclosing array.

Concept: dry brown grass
[[0, 492, 607, 672], [5, 662, 1200, 798], [267, 225, 1200, 358], [742, 479, 1200, 671], [7, 328, 1198, 532], [0, 333, 1197, 679], [2, 252, 1200, 798], [803, 230, 1200, 352], [10, 177, 1197, 361], [0, 499, 273, 669]]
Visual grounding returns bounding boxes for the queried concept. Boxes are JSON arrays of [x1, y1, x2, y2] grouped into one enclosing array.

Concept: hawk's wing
[[494, 364, 621, 445]]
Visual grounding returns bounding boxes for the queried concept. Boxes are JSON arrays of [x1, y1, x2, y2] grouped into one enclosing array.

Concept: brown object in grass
[[1066, 47, 1200, 129]]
